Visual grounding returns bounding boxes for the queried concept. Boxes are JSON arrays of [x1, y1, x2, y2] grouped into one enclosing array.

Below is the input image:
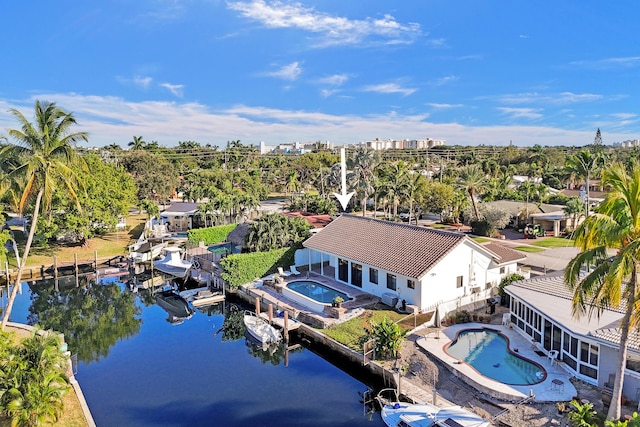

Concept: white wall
[[303, 240, 500, 313]]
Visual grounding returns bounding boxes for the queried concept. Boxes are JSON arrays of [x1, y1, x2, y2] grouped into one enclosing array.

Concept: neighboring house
[[160, 202, 199, 232], [282, 211, 332, 233], [297, 215, 526, 314], [505, 273, 640, 398]]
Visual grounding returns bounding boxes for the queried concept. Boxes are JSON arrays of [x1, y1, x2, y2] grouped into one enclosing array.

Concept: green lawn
[[322, 308, 409, 351], [530, 236, 575, 248], [513, 245, 546, 253], [471, 237, 490, 243]]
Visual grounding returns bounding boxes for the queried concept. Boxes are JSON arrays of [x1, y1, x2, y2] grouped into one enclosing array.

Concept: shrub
[[188, 224, 238, 245], [498, 273, 525, 302], [220, 246, 297, 289], [0, 327, 70, 426], [454, 310, 471, 324], [370, 317, 407, 360]]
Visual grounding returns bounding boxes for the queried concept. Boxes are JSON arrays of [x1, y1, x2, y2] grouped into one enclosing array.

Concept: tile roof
[[483, 242, 527, 264], [507, 273, 640, 351], [303, 214, 467, 279], [282, 211, 332, 228]]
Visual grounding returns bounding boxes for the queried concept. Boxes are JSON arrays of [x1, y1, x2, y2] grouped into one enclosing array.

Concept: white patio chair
[[290, 265, 301, 275], [277, 267, 290, 277]]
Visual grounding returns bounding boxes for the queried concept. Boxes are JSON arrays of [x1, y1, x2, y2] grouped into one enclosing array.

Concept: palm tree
[[347, 147, 381, 217], [565, 149, 603, 218], [456, 164, 486, 221], [1, 101, 88, 330], [564, 161, 640, 421], [128, 135, 146, 150]]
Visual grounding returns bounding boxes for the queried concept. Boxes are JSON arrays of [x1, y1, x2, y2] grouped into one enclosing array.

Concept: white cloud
[[265, 62, 302, 81], [317, 74, 349, 86], [363, 83, 416, 96], [227, 0, 421, 47], [160, 82, 184, 97], [495, 91, 603, 105], [320, 89, 340, 98], [569, 56, 640, 69], [1, 93, 636, 149], [432, 75, 458, 87], [497, 107, 543, 120], [428, 103, 464, 110]]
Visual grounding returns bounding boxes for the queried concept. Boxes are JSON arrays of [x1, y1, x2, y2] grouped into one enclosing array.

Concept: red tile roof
[[283, 211, 332, 228], [483, 242, 527, 264], [303, 214, 468, 279]]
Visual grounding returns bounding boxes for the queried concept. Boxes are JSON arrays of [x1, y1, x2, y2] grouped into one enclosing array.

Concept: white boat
[[243, 310, 282, 345], [153, 246, 192, 278], [191, 289, 225, 307], [377, 389, 490, 427], [129, 241, 166, 263]]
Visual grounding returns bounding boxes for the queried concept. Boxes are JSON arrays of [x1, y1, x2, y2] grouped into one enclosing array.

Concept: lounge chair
[[290, 265, 301, 275], [277, 267, 290, 277]]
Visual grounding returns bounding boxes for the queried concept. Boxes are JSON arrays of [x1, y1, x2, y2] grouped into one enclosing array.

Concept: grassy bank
[[6, 214, 146, 269]]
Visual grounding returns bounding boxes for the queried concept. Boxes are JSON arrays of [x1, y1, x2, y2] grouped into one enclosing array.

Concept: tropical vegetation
[[565, 160, 640, 420], [0, 327, 70, 426]]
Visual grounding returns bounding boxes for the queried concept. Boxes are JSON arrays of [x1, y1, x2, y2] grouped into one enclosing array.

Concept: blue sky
[[2, 1, 639, 148]]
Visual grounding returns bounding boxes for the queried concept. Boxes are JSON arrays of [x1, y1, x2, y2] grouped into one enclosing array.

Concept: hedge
[[220, 246, 297, 289], [188, 224, 238, 245]]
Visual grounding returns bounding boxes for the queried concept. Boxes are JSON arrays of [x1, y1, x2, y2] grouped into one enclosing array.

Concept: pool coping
[[443, 327, 547, 386], [417, 323, 577, 402]]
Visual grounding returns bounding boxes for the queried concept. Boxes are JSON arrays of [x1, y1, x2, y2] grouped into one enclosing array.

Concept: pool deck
[[417, 323, 577, 402], [241, 270, 381, 328]]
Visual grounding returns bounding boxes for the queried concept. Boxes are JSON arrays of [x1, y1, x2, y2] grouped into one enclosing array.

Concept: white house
[[505, 273, 640, 399], [160, 202, 198, 232], [297, 215, 526, 315]]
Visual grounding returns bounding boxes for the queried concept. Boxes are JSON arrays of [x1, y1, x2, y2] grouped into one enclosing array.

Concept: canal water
[[8, 275, 385, 426]]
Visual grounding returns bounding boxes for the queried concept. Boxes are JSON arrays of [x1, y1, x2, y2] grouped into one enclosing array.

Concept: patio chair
[[290, 265, 301, 275], [548, 350, 559, 366], [277, 267, 290, 277]]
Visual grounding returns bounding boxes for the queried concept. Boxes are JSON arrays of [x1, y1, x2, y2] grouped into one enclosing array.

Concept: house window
[[351, 263, 362, 288], [500, 266, 505, 274], [387, 273, 397, 291], [407, 279, 415, 289], [370, 268, 378, 284], [456, 276, 463, 288], [338, 258, 349, 282]]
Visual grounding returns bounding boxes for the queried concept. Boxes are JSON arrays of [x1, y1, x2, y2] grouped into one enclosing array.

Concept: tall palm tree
[[565, 161, 640, 421], [565, 149, 603, 218], [1, 101, 88, 330], [347, 147, 381, 217], [456, 164, 486, 221]]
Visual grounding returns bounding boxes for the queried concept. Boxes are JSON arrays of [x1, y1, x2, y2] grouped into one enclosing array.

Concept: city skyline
[[2, 1, 640, 148]]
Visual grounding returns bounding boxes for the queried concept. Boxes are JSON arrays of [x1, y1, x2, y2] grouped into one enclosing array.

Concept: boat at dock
[[155, 290, 194, 321], [128, 241, 166, 263], [243, 310, 282, 345], [191, 289, 225, 307], [376, 389, 490, 427], [153, 246, 192, 278]]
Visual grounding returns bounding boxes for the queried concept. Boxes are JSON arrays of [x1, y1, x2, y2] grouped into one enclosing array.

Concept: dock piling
[[284, 311, 289, 344], [255, 297, 260, 315], [268, 304, 273, 325]]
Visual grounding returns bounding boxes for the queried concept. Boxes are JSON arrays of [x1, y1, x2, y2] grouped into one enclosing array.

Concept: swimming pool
[[445, 328, 545, 385], [207, 242, 240, 256], [282, 280, 351, 313]]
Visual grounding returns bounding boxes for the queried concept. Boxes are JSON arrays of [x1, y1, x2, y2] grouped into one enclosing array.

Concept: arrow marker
[[333, 147, 354, 211]]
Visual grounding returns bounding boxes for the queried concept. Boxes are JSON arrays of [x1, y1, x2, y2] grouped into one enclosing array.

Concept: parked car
[[523, 223, 545, 239]]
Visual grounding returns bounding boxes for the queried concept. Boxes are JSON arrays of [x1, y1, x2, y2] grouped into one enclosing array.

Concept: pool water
[[286, 280, 350, 304], [445, 329, 545, 385], [207, 242, 240, 256]]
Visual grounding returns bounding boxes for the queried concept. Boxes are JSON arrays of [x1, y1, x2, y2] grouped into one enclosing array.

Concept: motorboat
[[243, 310, 282, 345], [191, 289, 225, 307], [377, 389, 490, 427], [128, 241, 166, 263], [153, 246, 192, 278], [155, 290, 194, 320]]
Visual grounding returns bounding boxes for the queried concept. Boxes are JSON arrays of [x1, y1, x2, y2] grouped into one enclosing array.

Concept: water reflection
[[27, 276, 141, 364]]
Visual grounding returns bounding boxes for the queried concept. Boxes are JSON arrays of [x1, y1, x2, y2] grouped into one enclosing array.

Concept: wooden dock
[[259, 313, 300, 331]]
